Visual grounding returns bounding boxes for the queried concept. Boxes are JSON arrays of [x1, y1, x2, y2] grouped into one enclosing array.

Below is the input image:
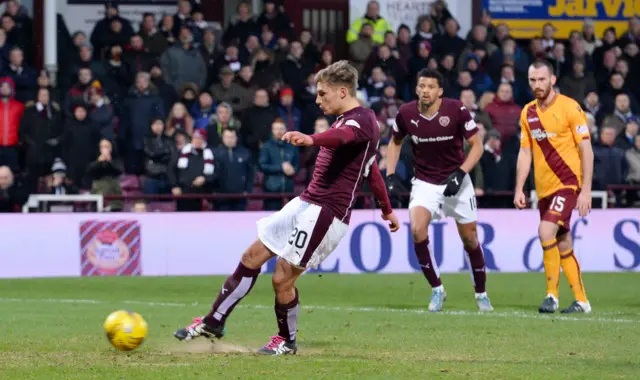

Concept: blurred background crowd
[[0, 0, 638, 212]]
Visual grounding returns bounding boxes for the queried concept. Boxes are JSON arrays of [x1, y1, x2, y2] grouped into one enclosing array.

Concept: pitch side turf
[[0, 273, 638, 379]]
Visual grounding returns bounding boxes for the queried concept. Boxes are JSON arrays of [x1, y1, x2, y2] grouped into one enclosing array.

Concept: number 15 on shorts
[[551, 195, 565, 212]]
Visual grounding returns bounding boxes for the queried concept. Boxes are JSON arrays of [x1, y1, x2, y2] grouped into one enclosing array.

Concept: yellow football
[[104, 310, 148, 351]]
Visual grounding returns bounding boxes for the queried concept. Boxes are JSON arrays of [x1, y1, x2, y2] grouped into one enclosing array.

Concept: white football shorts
[[257, 197, 349, 269], [408, 174, 478, 224]]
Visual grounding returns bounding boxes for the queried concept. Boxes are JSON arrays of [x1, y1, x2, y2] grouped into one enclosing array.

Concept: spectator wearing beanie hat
[[47, 158, 78, 195], [277, 87, 301, 131]]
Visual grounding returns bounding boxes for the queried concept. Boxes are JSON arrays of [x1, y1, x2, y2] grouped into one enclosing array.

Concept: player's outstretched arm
[[514, 147, 532, 209], [367, 159, 400, 232], [577, 140, 594, 217], [283, 127, 359, 148]]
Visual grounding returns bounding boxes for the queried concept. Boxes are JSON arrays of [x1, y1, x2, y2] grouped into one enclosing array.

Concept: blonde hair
[[314, 60, 358, 96]]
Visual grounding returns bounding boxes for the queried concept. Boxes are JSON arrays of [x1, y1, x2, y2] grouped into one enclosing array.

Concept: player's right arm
[[514, 110, 533, 209], [385, 112, 407, 196], [366, 159, 400, 232]]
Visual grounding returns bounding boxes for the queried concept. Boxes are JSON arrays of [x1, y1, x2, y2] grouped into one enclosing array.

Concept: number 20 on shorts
[[288, 228, 308, 249]]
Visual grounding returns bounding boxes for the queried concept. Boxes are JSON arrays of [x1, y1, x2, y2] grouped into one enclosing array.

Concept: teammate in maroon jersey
[[385, 69, 493, 312], [173, 60, 400, 354]]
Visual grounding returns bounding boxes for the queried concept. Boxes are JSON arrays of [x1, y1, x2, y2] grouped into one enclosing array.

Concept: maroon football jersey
[[300, 107, 380, 224], [392, 98, 478, 184]]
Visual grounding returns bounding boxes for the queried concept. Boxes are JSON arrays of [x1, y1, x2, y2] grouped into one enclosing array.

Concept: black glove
[[385, 173, 404, 197], [442, 168, 466, 197]]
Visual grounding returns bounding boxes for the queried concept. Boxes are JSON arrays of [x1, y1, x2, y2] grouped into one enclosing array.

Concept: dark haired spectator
[[169, 128, 217, 211], [119, 72, 165, 174], [349, 24, 375, 75], [89, 3, 134, 60], [19, 87, 62, 193], [281, 41, 311, 92], [2, 47, 36, 103], [172, 0, 193, 37], [593, 126, 627, 198], [257, 0, 295, 41], [160, 26, 206, 91], [143, 118, 174, 195], [124, 34, 157, 75], [433, 18, 466, 61], [299, 29, 322, 65], [139, 13, 169, 58], [241, 89, 277, 157], [88, 87, 115, 142], [62, 103, 99, 189], [1, 15, 27, 61], [411, 15, 436, 56], [602, 93, 636, 135], [223, 1, 259, 47], [396, 24, 413, 73], [559, 59, 597, 103], [615, 117, 639, 151], [0, 77, 23, 172], [149, 65, 179, 114], [214, 128, 253, 211]]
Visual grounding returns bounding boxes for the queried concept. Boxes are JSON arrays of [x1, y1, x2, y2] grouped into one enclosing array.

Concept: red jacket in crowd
[[0, 77, 25, 147]]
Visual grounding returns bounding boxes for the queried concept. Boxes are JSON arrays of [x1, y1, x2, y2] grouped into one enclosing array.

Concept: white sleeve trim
[[345, 119, 361, 128]]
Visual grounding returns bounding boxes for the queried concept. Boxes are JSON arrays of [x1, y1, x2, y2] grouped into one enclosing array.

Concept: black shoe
[[174, 316, 225, 341], [560, 301, 592, 314], [256, 335, 298, 355], [538, 295, 558, 313]]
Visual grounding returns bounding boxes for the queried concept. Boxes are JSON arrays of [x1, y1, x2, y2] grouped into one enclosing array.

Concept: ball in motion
[[104, 310, 148, 351]]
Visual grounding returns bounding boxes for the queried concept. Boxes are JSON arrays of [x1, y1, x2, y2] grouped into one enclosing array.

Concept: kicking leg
[[410, 206, 445, 312], [456, 221, 492, 311], [257, 257, 304, 355], [174, 239, 275, 341], [557, 232, 591, 313], [538, 221, 561, 313]]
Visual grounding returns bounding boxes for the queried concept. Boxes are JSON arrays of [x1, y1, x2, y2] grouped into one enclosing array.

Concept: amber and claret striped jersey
[[520, 94, 591, 200]]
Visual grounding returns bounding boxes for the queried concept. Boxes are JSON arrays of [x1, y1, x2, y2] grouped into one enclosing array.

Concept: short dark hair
[[530, 58, 554, 74], [222, 128, 237, 135], [417, 69, 445, 88]]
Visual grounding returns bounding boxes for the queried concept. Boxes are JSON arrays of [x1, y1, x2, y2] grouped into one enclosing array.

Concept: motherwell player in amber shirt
[[514, 59, 593, 314]]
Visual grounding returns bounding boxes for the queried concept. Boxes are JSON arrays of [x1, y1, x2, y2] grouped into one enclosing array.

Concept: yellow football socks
[[560, 248, 588, 303], [542, 239, 560, 299]]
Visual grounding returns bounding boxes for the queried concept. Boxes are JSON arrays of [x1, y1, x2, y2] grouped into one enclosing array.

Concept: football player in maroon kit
[[385, 69, 493, 312], [173, 60, 400, 355]]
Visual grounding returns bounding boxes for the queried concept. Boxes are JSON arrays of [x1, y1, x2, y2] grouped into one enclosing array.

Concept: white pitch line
[[0, 297, 637, 324]]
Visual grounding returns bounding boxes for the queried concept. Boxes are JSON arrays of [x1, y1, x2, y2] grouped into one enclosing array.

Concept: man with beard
[[514, 59, 593, 314]]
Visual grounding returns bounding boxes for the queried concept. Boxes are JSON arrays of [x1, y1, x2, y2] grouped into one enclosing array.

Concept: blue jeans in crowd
[[143, 177, 171, 195]]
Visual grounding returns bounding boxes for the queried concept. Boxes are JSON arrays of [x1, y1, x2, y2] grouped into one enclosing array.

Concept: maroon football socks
[[465, 244, 487, 293], [414, 239, 442, 288], [275, 288, 299, 342], [204, 262, 260, 327]]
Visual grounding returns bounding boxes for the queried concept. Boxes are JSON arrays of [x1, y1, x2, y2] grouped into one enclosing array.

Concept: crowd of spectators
[[0, 0, 639, 212]]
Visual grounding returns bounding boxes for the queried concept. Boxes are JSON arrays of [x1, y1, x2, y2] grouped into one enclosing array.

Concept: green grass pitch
[[0, 273, 639, 379]]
